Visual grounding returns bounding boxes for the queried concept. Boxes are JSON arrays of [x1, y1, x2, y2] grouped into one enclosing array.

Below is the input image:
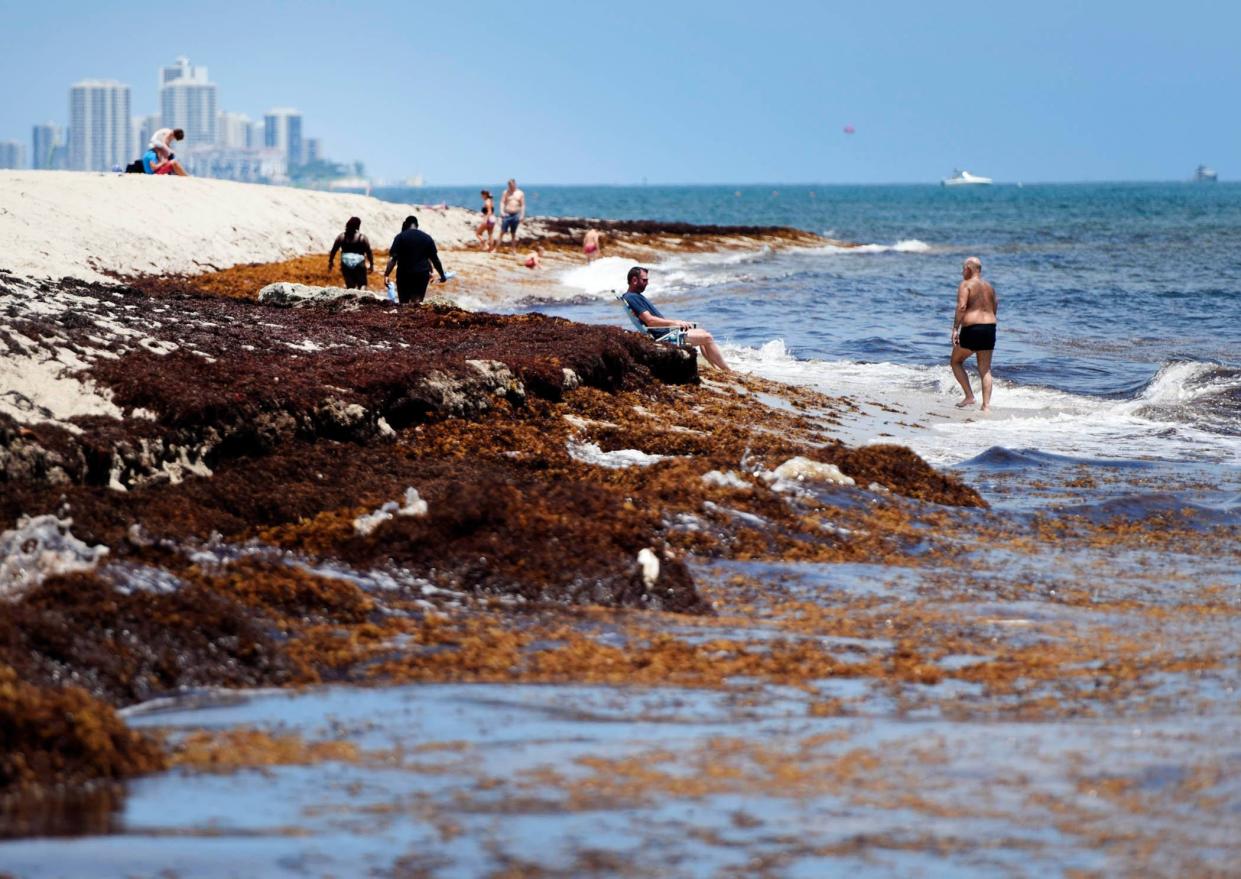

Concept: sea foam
[[726, 340, 1241, 467]]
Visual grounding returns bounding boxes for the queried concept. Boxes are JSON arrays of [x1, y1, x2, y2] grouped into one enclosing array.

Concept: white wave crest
[[725, 342, 1241, 466], [558, 256, 638, 297], [818, 239, 932, 255], [1131, 361, 1241, 407]]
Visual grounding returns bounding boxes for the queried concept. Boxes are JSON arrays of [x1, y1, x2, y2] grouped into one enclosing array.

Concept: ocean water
[[382, 183, 1241, 470]]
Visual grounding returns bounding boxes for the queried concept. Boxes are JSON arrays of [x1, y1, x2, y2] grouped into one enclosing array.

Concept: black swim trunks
[[959, 323, 996, 351]]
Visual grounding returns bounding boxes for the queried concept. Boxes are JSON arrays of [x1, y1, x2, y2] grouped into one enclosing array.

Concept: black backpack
[[124, 159, 145, 174]]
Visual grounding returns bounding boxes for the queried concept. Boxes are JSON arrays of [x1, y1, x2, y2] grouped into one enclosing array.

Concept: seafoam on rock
[[353, 488, 430, 537], [761, 456, 855, 492], [701, 469, 752, 490], [567, 440, 669, 469], [0, 515, 109, 601]]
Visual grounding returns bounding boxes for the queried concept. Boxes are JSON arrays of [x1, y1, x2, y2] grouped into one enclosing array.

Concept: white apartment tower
[[31, 123, 62, 169], [217, 111, 254, 149], [69, 80, 132, 171], [159, 57, 217, 146], [0, 141, 26, 170], [263, 108, 303, 168], [132, 114, 161, 156]]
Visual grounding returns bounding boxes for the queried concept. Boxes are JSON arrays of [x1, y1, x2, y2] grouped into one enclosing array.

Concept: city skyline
[[3, 56, 340, 183], [0, 1, 1237, 184]]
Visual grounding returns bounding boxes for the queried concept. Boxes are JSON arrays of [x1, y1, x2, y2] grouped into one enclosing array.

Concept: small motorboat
[[942, 169, 993, 186]]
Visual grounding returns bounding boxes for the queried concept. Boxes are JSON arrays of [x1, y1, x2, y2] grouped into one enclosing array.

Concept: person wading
[[950, 256, 998, 411]]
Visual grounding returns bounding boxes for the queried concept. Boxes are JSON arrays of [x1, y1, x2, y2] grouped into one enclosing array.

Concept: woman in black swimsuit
[[475, 190, 496, 251], [328, 216, 374, 290]]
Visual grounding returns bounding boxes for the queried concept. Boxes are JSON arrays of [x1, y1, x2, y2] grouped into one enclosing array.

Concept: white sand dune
[[0, 171, 478, 283]]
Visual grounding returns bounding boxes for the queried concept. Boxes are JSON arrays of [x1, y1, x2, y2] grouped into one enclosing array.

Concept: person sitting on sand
[[583, 229, 601, 263], [383, 215, 448, 305], [621, 266, 730, 371], [140, 147, 187, 176], [520, 245, 544, 270], [328, 216, 374, 290], [475, 190, 496, 250], [950, 256, 998, 411], [141, 127, 188, 176]]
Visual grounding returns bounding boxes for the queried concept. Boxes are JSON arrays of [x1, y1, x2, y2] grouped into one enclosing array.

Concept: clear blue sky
[[1, 0, 1236, 183]]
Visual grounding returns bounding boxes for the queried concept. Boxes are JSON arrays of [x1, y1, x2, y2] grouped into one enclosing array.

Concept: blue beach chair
[[617, 292, 688, 346]]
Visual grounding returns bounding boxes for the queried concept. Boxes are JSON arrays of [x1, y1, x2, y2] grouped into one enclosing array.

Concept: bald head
[[963, 257, 982, 279]]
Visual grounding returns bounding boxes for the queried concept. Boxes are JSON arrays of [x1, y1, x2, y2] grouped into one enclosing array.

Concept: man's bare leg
[[951, 346, 975, 407], [977, 349, 993, 411], [686, 328, 730, 372]]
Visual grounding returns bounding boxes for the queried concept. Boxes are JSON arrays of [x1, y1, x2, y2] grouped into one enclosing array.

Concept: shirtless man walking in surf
[[950, 256, 998, 411]]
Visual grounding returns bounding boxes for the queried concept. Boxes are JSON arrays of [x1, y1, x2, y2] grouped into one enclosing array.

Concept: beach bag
[[341, 252, 366, 269], [124, 160, 145, 174]]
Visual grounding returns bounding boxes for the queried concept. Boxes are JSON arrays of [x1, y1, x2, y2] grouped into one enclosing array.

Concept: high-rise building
[[132, 114, 161, 156], [160, 56, 204, 87], [217, 111, 254, 149], [31, 123, 64, 169], [263, 108, 302, 169], [69, 80, 131, 171], [159, 57, 217, 146], [303, 137, 322, 165], [0, 141, 26, 170]]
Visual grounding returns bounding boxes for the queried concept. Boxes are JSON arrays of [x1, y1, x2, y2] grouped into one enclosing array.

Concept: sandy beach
[[2, 173, 1239, 876]]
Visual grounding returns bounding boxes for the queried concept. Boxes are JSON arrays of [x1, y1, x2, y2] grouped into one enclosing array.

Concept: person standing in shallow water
[[950, 256, 998, 411], [582, 228, 601, 263], [327, 216, 373, 289], [383, 215, 447, 305]]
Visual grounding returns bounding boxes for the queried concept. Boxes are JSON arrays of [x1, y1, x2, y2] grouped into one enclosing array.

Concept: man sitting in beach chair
[[619, 266, 731, 371]]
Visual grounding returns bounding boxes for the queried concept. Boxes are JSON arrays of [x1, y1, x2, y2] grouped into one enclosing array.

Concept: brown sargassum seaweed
[[2, 253, 983, 809]]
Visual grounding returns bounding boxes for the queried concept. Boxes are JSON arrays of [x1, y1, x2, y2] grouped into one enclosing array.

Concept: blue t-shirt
[[621, 291, 663, 320]]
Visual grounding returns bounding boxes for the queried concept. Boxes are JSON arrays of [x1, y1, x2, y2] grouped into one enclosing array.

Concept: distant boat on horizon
[[942, 169, 993, 186], [1194, 164, 1218, 183]]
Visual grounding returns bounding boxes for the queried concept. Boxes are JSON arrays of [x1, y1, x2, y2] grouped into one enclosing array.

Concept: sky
[[0, 0, 1236, 184]]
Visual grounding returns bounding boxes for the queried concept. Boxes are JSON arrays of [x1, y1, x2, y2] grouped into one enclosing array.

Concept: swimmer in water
[[582, 228, 601, 263]]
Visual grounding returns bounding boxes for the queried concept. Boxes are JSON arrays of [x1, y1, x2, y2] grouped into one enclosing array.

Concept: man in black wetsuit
[[382, 215, 448, 305]]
